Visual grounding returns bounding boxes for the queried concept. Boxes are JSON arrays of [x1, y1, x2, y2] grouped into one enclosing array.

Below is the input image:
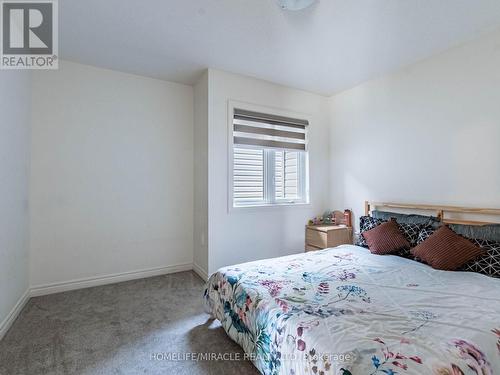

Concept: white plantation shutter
[[233, 148, 265, 205], [275, 151, 300, 200], [232, 108, 309, 207]]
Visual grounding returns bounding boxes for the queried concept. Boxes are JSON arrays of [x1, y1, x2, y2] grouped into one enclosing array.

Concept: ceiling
[[60, 0, 500, 96]]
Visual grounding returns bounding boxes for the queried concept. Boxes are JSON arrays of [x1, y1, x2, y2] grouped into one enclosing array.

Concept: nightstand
[[305, 225, 353, 252]]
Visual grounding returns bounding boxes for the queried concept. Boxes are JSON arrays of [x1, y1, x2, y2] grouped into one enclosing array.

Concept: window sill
[[230, 201, 311, 213]]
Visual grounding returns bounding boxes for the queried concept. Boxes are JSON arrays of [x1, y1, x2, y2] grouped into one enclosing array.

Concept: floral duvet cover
[[204, 245, 500, 375]]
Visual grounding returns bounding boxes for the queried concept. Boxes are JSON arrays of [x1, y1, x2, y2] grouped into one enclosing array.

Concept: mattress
[[204, 245, 500, 375]]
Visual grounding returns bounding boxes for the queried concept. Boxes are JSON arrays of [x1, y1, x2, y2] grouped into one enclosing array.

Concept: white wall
[[11, 27, 500, 295], [329, 29, 500, 229], [30, 61, 194, 287], [193, 72, 209, 277], [207, 69, 330, 274], [0, 71, 31, 328]]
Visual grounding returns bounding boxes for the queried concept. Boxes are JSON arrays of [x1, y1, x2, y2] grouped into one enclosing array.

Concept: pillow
[[418, 223, 500, 243], [358, 217, 422, 251], [416, 225, 437, 244], [411, 226, 485, 271], [372, 210, 440, 227], [362, 220, 410, 255], [460, 239, 500, 278], [357, 216, 385, 247], [398, 223, 424, 247], [449, 223, 500, 243], [416, 226, 500, 277], [392, 223, 424, 259]]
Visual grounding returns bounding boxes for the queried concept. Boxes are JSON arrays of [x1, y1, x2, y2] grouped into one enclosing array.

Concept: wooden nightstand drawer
[[306, 227, 328, 248], [305, 225, 353, 251]]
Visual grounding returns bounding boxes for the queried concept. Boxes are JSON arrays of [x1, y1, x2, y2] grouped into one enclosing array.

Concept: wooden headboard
[[365, 201, 500, 226]]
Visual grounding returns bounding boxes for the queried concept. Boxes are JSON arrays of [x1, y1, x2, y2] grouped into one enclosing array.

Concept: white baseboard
[[30, 262, 193, 297], [0, 263, 195, 341], [0, 289, 30, 341], [192, 262, 209, 281]]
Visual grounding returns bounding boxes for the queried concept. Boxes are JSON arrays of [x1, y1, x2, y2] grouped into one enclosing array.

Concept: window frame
[[227, 100, 311, 211]]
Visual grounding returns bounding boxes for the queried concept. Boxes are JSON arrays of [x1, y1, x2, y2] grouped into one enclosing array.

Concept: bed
[[204, 203, 500, 375]]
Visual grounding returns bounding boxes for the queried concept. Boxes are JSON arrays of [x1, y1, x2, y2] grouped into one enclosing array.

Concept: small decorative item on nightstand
[[305, 225, 353, 252], [307, 210, 352, 227]]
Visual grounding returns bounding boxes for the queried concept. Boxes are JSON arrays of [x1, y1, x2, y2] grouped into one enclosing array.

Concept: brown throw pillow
[[411, 226, 485, 271], [362, 220, 410, 255]]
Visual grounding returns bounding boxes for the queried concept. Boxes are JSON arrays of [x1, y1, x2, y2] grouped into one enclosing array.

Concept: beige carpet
[[0, 271, 259, 375]]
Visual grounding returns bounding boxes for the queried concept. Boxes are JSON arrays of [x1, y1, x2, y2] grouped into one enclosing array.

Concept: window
[[231, 108, 309, 207]]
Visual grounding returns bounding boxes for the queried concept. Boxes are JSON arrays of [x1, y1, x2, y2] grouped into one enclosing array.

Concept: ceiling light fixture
[[276, 0, 317, 11]]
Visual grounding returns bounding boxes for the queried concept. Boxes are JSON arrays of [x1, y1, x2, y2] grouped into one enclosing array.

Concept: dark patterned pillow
[[393, 247, 413, 259], [357, 216, 386, 247], [460, 239, 500, 278], [393, 223, 424, 259], [398, 223, 423, 247], [417, 226, 436, 244]]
